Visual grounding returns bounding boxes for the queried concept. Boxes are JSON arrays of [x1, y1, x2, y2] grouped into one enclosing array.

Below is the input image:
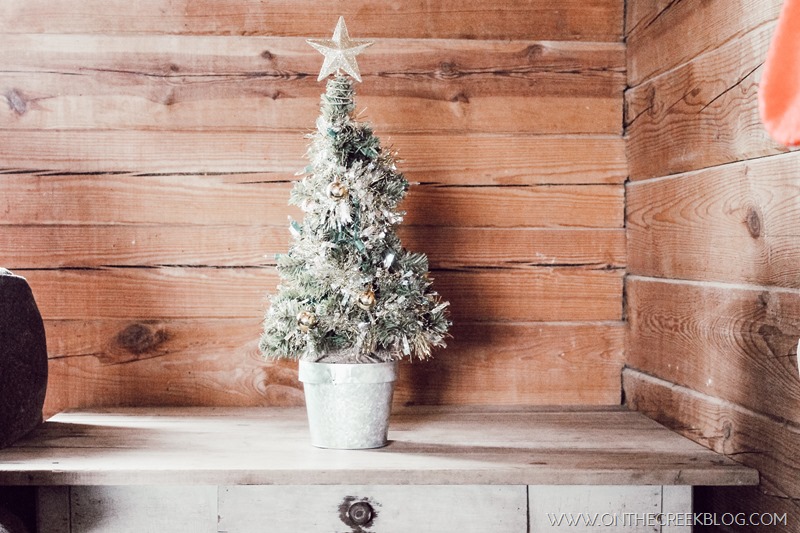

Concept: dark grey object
[[0, 269, 47, 449]]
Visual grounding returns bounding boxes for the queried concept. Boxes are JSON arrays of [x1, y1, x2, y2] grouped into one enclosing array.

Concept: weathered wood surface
[[219, 485, 527, 533], [0, 0, 624, 40], [0, 407, 757, 486], [0, 175, 623, 228], [627, 152, 800, 287], [0, 226, 625, 270], [624, 0, 796, 527], [34, 267, 623, 322], [625, 21, 786, 180], [2, 0, 627, 417], [0, 133, 626, 179], [626, 369, 797, 499], [0, 36, 624, 134], [0, 135, 625, 185], [626, 276, 800, 425], [41, 320, 624, 416], [626, 0, 783, 87], [19, 267, 622, 321], [624, 0, 673, 40]]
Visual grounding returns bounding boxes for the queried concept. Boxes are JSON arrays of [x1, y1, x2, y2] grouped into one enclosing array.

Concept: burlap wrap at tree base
[[0, 269, 47, 449]]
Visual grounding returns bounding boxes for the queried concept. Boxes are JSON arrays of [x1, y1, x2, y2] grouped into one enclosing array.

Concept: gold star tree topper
[[307, 17, 373, 83]]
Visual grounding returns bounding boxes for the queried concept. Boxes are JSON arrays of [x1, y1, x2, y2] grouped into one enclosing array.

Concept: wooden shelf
[[0, 406, 758, 487]]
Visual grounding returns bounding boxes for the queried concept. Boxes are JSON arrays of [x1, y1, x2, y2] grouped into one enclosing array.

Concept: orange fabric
[[759, 0, 800, 146]]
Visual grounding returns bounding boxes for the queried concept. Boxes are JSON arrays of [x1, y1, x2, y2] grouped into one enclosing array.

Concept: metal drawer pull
[[347, 501, 374, 526]]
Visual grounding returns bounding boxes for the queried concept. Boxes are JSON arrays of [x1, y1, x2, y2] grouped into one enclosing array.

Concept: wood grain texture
[[0, 226, 625, 270], [1, 0, 627, 416], [0, 133, 626, 180], [624, 368, 799, 498], [0, 36, 624, 134], [627, 152, 800, 287], [399, 322, 624, 406], [0, 175, 623, 228], [42, 320, 625, 417], [0, 0, 624, 40], [626, 276, 800, 425], [0, 407, 757, 486], [626, 0, 783, 87], [625, 21, 786, 180], [437, 268, 623, 322], [624, 0, 673, 39], [18, 267, 622, 321]]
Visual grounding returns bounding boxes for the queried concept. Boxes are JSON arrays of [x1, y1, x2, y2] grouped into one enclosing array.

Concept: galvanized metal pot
[[298, 360, 397, 449]]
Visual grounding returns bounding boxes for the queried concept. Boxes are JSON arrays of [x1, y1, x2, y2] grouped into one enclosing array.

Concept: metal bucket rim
[[298, 360, 398, 384]]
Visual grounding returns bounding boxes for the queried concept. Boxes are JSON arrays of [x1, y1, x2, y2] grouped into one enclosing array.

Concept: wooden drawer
[[219, 485, 526, 533], [38, 484, 690, 532]]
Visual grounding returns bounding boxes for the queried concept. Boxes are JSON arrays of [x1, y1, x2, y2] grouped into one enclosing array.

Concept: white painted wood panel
[[37, 487, 69, 533], [661, 486, 692, 533], [528, 485, 661, 532], [69, 486, 217, 533], [218, 485, 527, 533]]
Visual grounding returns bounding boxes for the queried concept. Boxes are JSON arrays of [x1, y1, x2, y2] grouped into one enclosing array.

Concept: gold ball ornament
[[356, 290, 376, 310], [296, 310, 318, 332], [326, 180, 349, 200]]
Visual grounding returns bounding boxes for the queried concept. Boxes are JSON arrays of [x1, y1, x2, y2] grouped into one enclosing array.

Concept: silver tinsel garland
[[260, 76, 450, 363]]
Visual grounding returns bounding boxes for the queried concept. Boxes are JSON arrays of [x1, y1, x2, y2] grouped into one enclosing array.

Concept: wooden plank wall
[[0, 1, 627, 416], [625, 0, 800, 529]]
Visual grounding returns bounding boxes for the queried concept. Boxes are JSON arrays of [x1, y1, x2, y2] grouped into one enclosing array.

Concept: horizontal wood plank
[[626, 0, 782, 87], [627, 276, 800, 426], [626, 21, 785, 180], [627, 152, 800, 287], [437, 268, 623, 322], [20, 266, 623, 321], [0, 36, 624, 134], [42, 319, 625, 419], [0, 175, 624, 228], [0, 0, 624, 40], [0, 35, 624, 89], [0, 132, 626, 182], [0, 406, 757, 486], [402, 185, 623, 228], [624, 0, 672, 39], [625, 368, 798, 498], [0, 226, 626, 270]]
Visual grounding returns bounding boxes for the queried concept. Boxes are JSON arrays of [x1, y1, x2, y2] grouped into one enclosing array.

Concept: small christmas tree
[[259, 18, 450, 364]]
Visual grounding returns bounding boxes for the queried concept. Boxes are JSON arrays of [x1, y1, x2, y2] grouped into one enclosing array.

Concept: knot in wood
[[4, 89, 28, 116], [438, 61, 458, 79], [745, 207, 761, 238], [525, 44, 545, 60], [116, 323, 168, 355]]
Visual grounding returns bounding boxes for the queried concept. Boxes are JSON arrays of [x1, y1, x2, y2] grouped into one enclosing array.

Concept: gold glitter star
[[307, 16, 373, 83]]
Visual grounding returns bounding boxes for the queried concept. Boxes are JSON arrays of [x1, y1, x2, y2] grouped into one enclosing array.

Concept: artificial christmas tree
[[260, 19, 449, 365], [259, 17, 450, 448]]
